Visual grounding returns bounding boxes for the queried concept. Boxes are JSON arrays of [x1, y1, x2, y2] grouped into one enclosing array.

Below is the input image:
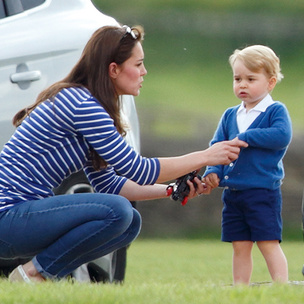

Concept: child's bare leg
[[232, 241, 254, 285], [257, 240, 288, 283]]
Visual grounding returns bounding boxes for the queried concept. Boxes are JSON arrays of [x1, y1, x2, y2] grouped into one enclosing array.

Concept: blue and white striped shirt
[[0, 87, 160, 211]]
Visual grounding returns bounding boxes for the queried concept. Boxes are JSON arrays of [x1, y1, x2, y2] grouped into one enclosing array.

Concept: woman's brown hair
[[13, 25, 144, 170]]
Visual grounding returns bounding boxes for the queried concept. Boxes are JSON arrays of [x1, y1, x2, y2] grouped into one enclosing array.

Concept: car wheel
[[87, 246, 127, 284]]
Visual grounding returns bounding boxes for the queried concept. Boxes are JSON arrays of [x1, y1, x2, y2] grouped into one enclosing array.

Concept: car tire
[[113, 246, 127, 283], [87, 246, 127, 284]]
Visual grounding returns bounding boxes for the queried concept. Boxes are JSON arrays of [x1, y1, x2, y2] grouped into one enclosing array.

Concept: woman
[[1, 25, 247, 282]]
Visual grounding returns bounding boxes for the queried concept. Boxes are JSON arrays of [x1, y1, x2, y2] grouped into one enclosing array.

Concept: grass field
[[1, 239, 303, 304]]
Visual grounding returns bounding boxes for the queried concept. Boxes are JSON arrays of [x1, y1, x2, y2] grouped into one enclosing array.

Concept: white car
[[0, 0, 140, 283]]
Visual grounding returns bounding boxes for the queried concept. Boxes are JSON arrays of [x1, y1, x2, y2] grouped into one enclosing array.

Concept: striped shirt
[[0, 87, 160, 211]]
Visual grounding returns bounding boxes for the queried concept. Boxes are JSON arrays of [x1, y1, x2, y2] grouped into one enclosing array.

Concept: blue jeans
[[0, 193, 141, 279]]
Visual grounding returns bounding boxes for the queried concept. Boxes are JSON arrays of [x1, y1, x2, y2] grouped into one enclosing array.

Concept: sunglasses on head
[[121, 25, 137, 40]]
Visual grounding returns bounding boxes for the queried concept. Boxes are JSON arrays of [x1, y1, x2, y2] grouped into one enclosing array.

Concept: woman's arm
[[156, 138, 247, 183], [77, 99, 247, 185], [118, 179, 168, 201], [119, 177, 212, 201]]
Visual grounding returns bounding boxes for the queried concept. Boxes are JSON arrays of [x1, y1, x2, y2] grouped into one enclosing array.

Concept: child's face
[[232, 59, 276, 110]]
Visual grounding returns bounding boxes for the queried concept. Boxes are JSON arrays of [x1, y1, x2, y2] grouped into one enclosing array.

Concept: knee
[[130, 208, 142, 236], [121, 208, 142, 244], [81, 193, 138, 236], [233, 241, 253, 256], [108, 195, 135, 232], [111, 198, 142, 238]]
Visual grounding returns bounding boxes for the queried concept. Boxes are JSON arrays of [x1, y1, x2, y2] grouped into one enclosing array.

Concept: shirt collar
[[237, 94, 275, 114]]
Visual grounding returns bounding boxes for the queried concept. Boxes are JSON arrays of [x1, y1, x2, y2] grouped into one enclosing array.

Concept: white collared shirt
[[236, 94, 275, 133]]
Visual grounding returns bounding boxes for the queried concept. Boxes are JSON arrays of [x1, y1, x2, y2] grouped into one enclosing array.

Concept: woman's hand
[[187, 176, 213, 198], [204, 138, 248, 166]]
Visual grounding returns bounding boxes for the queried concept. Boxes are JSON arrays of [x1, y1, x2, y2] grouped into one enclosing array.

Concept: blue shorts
[[221, 188, 282, 243]]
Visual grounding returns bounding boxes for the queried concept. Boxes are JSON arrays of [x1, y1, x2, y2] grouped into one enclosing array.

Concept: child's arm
[[238, 103, 292, 150]]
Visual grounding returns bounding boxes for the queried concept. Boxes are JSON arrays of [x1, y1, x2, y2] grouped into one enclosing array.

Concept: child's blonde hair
[[229, 45, 284, 83]]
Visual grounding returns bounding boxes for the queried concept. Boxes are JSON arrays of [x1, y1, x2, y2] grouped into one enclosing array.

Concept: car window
[[0, 1, 5, 19], [0, 0, 45, 18], [21, 0, 45, 11], [2, 0, 23, 16]]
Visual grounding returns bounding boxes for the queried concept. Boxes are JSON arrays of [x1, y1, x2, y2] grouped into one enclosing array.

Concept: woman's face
[[110, 42, 147, 96]]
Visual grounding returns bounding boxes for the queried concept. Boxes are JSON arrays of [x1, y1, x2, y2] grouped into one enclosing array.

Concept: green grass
[[1, 240, 303, 304], [126, 239, 304, 283]]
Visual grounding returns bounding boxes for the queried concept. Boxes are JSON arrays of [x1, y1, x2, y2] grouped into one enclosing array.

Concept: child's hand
[[203, 173, 220, 189], [186, 176, 213, 197]]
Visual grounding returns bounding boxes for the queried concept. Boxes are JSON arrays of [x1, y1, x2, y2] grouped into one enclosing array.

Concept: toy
[[166, 171, 202, 205]]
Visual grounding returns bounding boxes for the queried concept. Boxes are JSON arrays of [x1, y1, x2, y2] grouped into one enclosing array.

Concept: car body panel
[[0, 0, 140, 152]]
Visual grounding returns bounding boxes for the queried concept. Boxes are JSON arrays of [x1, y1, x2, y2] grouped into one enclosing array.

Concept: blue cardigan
[[204, 101, 292, 190]]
